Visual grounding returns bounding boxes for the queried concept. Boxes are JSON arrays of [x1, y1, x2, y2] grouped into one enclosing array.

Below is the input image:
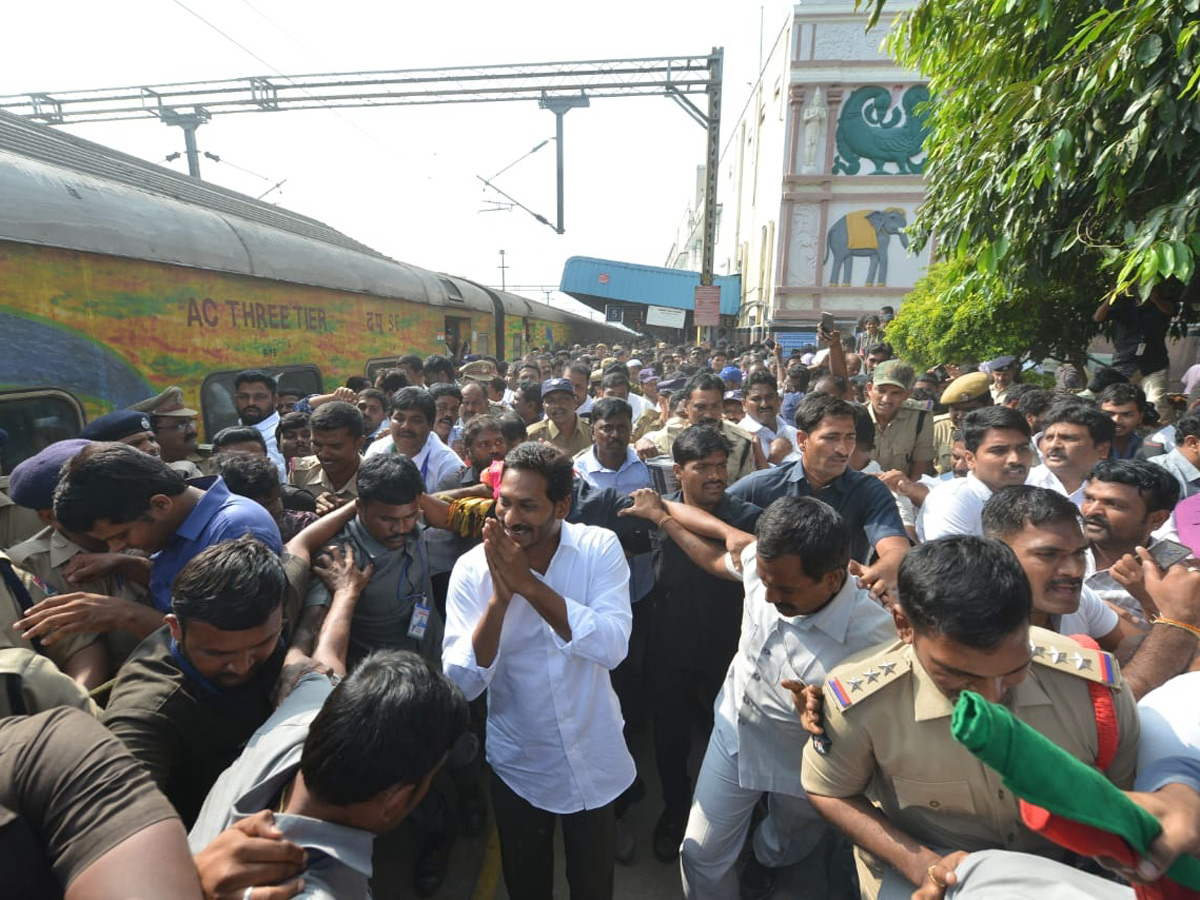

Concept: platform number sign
[[606, 305, 623, 323]]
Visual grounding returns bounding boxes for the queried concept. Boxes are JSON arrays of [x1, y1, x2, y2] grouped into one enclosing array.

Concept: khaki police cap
[[459, 359, 498, 380], [940, 371, 991, 406], [129, 386, 198, 417]]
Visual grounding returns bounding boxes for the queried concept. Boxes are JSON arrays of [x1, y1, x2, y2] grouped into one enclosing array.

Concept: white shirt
[[443, 521, 635, 813], [916, 473, 995, 541], [860, 459, 917, 529], [243, 411, 286, 481], [713, 544, 895, 796], [1026, 463, 1086, 509], [1136, 671, 1200, 794], [1056, 585, 1119, 639], [1084, 546, 1149, 626], [738, 415, 800, 461], [365, 430, 463, 491]]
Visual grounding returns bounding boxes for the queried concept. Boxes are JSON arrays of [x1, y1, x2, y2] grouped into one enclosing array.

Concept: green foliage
[[885, 260, 1097, 368], [867, 0, 1200, 305]]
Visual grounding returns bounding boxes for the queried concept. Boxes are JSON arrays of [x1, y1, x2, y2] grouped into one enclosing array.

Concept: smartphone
[[820, 312, 836, 333], [1149, 539, 1193, 571]]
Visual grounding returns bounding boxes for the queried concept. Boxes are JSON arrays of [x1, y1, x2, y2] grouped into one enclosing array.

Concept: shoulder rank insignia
[[826, 651, 912, 712], [1029, 628, 1119, 686]]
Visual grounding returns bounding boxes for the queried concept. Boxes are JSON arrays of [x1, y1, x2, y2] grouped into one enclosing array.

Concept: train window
[[0, 389, 85, 472], [439, 277, 465, 303], [364, 358, 398, 383], [199, 365, 323, 439]]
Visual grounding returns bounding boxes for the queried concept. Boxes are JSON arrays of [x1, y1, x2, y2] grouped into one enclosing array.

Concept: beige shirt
[[802, 628, 1139, 894], [643, 420, 759, 484], [933, 414, 956, 475], [527, 415, 593, 458], [288, 455, 358, 501], [7, 528, 157, 670], [0, 477, 43, 551], [868, 402, 934, 474]]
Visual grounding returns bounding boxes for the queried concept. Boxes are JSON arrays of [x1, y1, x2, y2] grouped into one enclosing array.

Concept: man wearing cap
[[933, 372, 993, 475], [528, 378, 593, 457], [867, 361, 935, 480], [131, 387, 206, 477], [719, 366, 743, 393], [984, 355, 1019, 403], [7, 441, 164, 683], [80, 411, 162, 459], [460, 360, 507, 417]]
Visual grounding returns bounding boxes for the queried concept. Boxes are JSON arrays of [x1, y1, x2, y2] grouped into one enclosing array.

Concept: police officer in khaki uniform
[[6, 441, 162, 682], [636, 372, 765, 484], [801, 536, 1140, 900], [287, 401, 364, 515], [130, 386, 208, 478], [933, 372, 993, 475], [866, 361, 935, 479]]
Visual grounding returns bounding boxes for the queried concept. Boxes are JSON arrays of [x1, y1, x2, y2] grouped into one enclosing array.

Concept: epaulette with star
[[1030, 629, 1120, 686], [825, 649, 911, 712]]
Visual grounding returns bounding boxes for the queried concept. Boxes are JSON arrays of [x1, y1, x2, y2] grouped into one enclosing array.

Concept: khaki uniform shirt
[[632, 406, 662, 441], [644, 420, 759, 484], [0, 547, 97, 670], [802, 628, 1139, 895], [8, 527, 155, 671], [868, 402, 934, 475], [933, 414, 956, 475], [0, 556, 96, 716], [527, 415, 593, 458], [0, 477, 42, 551], [288, 455, 358, 502]]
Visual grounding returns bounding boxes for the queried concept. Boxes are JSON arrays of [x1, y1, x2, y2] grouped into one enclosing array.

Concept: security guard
[[933, 372, 993, 474], [130, 386, 207, 477], [802, 536, 1139, 900], [6, 440, 162, 679]]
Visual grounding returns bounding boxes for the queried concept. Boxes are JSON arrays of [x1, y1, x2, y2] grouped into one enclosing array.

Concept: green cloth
[[951, 690, 1200, 891]]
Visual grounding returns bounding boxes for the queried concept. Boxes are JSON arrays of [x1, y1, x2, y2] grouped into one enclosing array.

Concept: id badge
[[1136, 341, 1147, 357], [407, 600, 431, 640]]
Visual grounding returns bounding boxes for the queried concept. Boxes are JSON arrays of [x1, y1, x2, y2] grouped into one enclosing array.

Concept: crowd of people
[[2, 319, 1200, 900]]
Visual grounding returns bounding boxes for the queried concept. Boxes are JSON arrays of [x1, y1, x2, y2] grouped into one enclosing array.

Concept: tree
[[872, 0, 1200, 308], [885, 259, 1097, 369]]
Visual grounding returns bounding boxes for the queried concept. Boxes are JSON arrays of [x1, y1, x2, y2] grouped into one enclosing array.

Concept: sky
[[2, 0, 796, 319]]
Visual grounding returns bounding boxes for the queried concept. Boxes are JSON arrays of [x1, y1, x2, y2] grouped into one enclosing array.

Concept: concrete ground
[[369, 718, 855, 899]]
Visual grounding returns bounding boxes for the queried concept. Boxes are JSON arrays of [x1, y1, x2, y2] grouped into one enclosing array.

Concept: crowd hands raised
[[4, 315, 1200, 900]]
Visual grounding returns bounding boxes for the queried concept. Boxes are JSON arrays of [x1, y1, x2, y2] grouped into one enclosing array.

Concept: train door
[[443, 316, 471, 359]]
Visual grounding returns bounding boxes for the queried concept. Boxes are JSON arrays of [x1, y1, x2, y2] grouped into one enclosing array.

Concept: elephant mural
[[825, 208, 909, 286]]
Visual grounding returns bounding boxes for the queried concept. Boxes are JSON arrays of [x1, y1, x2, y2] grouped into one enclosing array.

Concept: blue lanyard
[[169, 635, 284, 718]]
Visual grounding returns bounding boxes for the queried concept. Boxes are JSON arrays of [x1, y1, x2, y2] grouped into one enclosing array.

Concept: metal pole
[[699, 47, 723, 344], [538, 93, 589, 235], [182, 122, 201, 178], [554, 110, 565, 235]]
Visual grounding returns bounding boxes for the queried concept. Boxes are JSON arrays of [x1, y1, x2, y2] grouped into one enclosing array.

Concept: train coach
[[0, 110, 633, 471]]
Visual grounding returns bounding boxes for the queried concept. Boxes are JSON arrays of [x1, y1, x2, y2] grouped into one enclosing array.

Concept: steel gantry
[[1, 52, 723, 285]]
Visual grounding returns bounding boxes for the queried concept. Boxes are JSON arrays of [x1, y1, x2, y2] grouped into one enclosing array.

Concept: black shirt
[[1109, 294, 1171, 375], [652, 492, 763, 670]]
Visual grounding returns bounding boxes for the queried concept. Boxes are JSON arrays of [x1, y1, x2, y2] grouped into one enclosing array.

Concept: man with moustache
[[917, 406, 1033, 541], [132, 387, 206, 477], [635, 373, 764, 484], [932, 372, 993, 475], [429, 383, 464, 448], [866, 361, 935, 480], [444, 443, 634, 899], [981, 485, 1200, 700], [288, 402, 364, 515], [355, 388, 391, 441], [527, 378, 592, 457], [439, 416, 508, 491], [1025, 402, 1114, 508], [364, 387, 462, 490], [233, 370, 286, 479], [1080, 458, 1179, 625], [622, 493, 893, 897], [638, 425, 763, 864]]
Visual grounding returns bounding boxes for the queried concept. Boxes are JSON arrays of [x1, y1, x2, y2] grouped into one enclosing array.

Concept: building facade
[[674, 0, 930, 339]]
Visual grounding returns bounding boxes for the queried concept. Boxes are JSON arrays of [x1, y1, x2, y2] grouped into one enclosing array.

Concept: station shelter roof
[[560, 255, 741, 316]]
